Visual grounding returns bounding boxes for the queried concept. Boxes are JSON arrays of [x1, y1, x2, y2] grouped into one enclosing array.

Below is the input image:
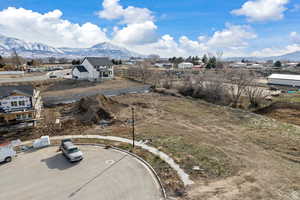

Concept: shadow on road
[[41, 153, 78, 170]]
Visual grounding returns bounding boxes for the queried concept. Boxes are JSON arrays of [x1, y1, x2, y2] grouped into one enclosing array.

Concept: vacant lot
[[41, 78, 143, 98], [4, 92, 300, 200]]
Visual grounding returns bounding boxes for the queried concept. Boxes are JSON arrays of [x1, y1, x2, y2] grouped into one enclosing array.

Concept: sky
[[0, 0, 300, 57]]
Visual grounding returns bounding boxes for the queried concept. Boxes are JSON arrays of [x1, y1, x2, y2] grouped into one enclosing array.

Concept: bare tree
[[11, 49, 22, 68], [137, 61, 152, 84], [226, 69, 254, 108], [245, 80, 267, 108]]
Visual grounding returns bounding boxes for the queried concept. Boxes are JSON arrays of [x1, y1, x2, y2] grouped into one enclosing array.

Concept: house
[[72, 57, 114, 81], [0, 85, 42, 128], [178, 62, 194, 69], [268, 74, 300, 87]]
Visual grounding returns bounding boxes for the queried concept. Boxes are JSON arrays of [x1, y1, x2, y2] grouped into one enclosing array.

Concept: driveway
[[0, 146, 163, 200], [0, 69, 71, 83]]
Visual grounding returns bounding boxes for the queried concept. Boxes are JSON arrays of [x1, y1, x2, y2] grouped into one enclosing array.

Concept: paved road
[[43, 85, 152, 106], [0, 69, 71, 83], [0, 146, 163, 200]]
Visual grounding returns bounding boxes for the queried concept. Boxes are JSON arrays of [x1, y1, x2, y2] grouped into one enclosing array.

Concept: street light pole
[[131, 107, 135, 149]]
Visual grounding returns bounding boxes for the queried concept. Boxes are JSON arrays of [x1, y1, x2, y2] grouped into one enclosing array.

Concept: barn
[[268, 74, 300, 87]]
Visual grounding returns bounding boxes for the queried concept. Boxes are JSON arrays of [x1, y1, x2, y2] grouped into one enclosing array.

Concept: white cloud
[[112, 21, 158, 45], [98, 0, 157, 45], [98, 0, 154, 24], [0, 7, 108, 48], [207, 24, 257, 49], [126, 24, 256, 57], [231, 0, 289, 22], [290, 32, 300, 44]]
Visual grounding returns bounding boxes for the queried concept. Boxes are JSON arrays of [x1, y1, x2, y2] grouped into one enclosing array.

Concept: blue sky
[[0, 0, 300, 57]]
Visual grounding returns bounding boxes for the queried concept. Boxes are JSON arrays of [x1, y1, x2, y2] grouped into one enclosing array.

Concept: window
[[28, 113, 33, 118], [19, 101, 25, 106], [11, 101, 18, 107], [16, 114, 21, 119]]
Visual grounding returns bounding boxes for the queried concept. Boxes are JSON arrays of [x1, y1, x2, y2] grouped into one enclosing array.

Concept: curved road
[[0, 146, 164, 200]]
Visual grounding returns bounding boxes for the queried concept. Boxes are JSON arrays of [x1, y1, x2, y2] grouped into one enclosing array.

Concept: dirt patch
[[73, 95, 128, 125], [256, 102, 300, 126]]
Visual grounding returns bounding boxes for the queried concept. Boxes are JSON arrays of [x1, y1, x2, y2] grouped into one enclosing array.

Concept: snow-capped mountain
[[0, 34, 63, 56], [0, 34, 141, 59], [226, 51, 300, 62]]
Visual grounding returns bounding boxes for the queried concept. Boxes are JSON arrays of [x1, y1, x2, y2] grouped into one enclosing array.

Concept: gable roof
[[0, 85, 34, 99], [74, 65, 88, 73], [268, 74, 300, 81], [83, 57, 113, 67]]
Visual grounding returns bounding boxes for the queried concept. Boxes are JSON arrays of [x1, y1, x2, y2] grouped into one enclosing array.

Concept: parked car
[[49, 75, 57, 79], [0, 142, 16, 163], [60, 139, 83, 162]]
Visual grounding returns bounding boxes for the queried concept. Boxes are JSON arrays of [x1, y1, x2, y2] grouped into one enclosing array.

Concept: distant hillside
[[226, 51, 300, 62]]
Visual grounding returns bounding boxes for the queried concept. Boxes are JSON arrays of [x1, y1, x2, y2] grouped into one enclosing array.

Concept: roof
[[268, 74, 300, 81], [0, 85, 34, 98], [63, 141, 76, 150], [75, 65, 88, 73], [83, 57, 113, 67]]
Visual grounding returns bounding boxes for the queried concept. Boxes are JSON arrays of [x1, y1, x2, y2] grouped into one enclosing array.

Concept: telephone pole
[[131, 107, 135, 149]]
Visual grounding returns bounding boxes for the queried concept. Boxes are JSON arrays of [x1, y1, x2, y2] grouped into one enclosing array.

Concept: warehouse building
[[268, 74, 300, 87]]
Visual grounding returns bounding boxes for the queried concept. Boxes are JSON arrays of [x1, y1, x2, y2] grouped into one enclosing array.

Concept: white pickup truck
[[0, 142, 16, 163]]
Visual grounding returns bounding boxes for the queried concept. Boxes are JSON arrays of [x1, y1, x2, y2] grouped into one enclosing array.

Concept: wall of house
[[82, 59, 100, 81], [178, 63, 193, 69], [0, 95, 32, 112], [72, 67, 89, 80], [268, 78, 300, 87]]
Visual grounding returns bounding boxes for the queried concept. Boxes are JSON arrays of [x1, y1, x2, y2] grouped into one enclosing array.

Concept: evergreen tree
[[0, 55, 4, 68], [206, 57, 217, 69], [202, 54, 208, 64], [274, 61, 282, 68]]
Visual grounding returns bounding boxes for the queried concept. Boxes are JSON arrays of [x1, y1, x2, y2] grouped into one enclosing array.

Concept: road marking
[[105, 160, 115, 165]]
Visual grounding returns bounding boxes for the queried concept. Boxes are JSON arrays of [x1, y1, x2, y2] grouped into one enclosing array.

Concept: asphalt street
[[0, 146, 163, 200], [42, 85, 152, 106]]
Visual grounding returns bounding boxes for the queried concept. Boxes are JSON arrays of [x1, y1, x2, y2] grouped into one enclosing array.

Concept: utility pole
[[131, 107, 135, 149]]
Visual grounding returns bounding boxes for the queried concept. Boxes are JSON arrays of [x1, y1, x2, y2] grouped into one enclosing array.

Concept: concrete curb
[[22, 135, 194, 186]]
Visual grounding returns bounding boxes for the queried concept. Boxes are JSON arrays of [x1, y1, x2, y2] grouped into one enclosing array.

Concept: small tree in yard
[[274, 61, 282, 68], [245, 85, 266, 109], [226, 70, 254, 108]]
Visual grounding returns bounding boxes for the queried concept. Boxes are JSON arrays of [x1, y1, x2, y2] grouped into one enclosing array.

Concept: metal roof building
[[268, 74, 300, 87]]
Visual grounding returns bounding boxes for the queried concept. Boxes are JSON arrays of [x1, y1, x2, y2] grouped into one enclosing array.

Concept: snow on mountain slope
[[0, 34, 141, 59]]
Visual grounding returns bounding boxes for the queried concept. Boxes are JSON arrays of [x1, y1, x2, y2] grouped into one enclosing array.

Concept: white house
[[0, 85, 42, 127], [178, 62, 194, 69], [72, 57, 114, 81], [268, 74, 300, 87]]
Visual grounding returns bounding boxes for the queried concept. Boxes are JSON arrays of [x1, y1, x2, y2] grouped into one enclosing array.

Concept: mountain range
[[0, 34, 299, 61], [0, 34, 141, 59], [226, 51, 300, 62]]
